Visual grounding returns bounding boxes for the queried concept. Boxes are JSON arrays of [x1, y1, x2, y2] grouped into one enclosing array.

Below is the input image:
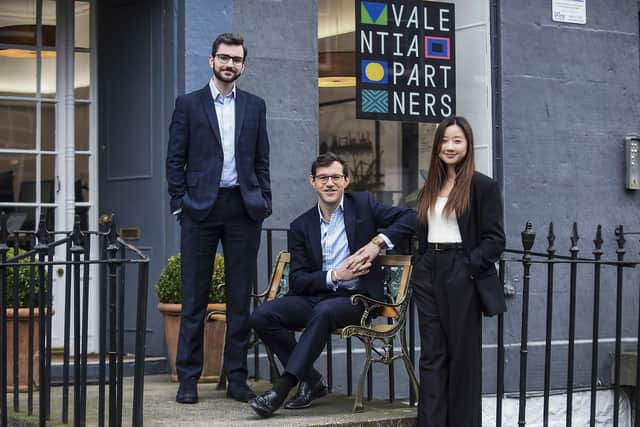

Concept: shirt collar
[[209, 78, 236, 102], [318, 196, 345, 223]]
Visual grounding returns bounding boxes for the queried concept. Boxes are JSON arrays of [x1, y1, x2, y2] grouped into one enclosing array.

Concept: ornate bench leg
[[400, 329, 419, 403], [354, 338, 373, 413]]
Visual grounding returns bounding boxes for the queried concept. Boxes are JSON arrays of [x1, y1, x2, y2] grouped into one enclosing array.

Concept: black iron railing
[[0, 212, 149, 427], [256, 223, 640, 425]]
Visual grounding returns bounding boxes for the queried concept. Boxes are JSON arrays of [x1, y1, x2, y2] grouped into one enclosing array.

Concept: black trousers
[[177, 188, 262, 384], [250, 294, 364, 380], [412, 248, 482, 427]]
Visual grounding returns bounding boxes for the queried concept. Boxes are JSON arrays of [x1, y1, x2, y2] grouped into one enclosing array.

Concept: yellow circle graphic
[[365, 62, 385, 81]]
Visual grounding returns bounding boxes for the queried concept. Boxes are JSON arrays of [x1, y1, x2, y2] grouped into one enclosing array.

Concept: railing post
[[566, 222, 580, 427], [543, 222, 556, 427], [589, 225, 603, 427], [0, 212, 9, 427], [518, 221, 535, 427], [613, 225, 626, 427], [98, 214, 111, 427], [496, 258, 505, 427], [70, 216, 85, 427], [132, 260, 149, 427], [34, 216, 49, 427], [106, 217, 120, 427]]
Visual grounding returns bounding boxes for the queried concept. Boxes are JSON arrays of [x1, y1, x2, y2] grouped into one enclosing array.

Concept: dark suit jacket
[[288, 192, 416, 302], [166, 85, 271, 222], [416, 172, 506, 316]]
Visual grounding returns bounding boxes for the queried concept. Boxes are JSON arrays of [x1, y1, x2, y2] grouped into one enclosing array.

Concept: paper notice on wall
[[552, 0, 586, 24]]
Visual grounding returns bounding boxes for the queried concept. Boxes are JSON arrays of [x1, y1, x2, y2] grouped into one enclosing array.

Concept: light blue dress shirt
[[319, 197, 393, 292], [209, 79, 238, 187]]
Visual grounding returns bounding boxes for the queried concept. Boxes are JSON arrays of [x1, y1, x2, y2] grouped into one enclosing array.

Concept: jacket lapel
[[199, 85, 223, 147], [457, 177, 474, 246], [308, 207, 323, 269], [234, 89, 246, 153], [343, 195, 357, 253]]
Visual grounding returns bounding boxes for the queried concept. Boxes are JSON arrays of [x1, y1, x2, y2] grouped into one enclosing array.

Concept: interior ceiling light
[[319, 51, 355, 87], [0, 24, 56, 59], [318, 76, 357, 88], [0, 49, 55, 59]]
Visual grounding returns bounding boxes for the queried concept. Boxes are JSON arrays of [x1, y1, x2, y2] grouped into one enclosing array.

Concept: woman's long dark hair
[[416, 116, 475, 224]]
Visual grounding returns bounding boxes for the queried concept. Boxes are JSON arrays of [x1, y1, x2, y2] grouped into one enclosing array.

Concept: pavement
[[7, 375, 418, 426]]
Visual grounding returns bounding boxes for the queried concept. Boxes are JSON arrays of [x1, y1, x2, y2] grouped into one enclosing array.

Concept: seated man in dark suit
[[249, 152, 416, 418]]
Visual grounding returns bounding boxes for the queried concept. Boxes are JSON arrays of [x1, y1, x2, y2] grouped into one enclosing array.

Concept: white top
[[427, 197, 463, 243]]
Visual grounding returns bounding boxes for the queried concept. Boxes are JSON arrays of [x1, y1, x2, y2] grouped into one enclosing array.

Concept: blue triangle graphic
[[363, 2, 386, 23]]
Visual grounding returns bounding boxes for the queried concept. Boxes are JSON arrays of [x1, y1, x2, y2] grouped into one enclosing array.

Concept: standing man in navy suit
[[166, 33, 271, 404], [248, 153, 415, 418]]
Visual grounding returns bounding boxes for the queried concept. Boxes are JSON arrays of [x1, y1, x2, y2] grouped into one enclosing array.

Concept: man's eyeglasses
[[215, 54, 244, 65], [313, 174, 345, 184]]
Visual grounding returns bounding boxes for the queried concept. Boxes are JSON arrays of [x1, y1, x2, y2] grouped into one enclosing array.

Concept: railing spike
[[547, 222, 555, 252], [593, 225, 603, 250], [0, 211, 8, 247], [35, 213, 49, 249], [615, 225, 626, 250], [570, 222, 579, 249], [107, 214, 119, 252], [521, 221, 535, 251]]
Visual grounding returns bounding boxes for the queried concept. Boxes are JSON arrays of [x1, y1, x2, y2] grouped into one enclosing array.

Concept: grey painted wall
[[233, 0, 319, 228], [499, 0, 640, 391], [178, 0, 318, 233]]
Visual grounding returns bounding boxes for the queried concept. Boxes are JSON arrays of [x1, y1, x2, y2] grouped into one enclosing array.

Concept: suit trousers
[[250, 294, 364, 380], [412, 248, 482, 427], [177, 188, 262, 384]]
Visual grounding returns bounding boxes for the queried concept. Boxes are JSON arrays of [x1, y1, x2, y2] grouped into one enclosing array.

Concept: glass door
[[0, 0, 97, 349]]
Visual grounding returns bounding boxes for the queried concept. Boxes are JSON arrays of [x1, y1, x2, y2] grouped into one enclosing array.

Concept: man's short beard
[[214, 68, 240, 83]]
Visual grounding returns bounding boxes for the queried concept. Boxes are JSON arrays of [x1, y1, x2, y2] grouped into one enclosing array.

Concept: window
[[0, 0, 94, 232], [318, 0, 493, 206]]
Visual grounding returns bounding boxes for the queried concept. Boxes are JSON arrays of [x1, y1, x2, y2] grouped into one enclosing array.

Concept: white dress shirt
[[209, 79, 238, 187]]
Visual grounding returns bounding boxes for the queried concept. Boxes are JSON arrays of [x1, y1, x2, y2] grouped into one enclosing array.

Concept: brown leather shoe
[[284, 376, 328, 409]]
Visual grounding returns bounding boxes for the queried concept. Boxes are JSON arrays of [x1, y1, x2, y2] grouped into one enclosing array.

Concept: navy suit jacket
[[166, 85, 271, 222], [416, 172, 506, 316], [288, 192, 416, 301]]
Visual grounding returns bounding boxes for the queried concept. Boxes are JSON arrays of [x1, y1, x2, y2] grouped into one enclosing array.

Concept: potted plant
[[4, 247, 49, 392], [155, 253, 226, 382]]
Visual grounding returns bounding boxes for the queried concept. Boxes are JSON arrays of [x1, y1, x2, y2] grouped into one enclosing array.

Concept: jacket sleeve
[[254, 98, 272, 215], [166, 95, 189, 214], [368, 193, 417, 246], [288, 221, 331, 296], [467, 179, 506, 276]]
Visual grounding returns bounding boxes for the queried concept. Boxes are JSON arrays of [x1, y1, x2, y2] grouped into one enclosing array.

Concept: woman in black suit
[[411, 116, 506, 426]]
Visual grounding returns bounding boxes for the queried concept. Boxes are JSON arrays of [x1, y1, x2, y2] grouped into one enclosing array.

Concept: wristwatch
[[371, 235, 387, 249]]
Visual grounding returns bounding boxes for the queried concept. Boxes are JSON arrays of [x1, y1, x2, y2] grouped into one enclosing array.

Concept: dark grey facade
[[94, 0, 640, 398], [497, 0, 640, 392]]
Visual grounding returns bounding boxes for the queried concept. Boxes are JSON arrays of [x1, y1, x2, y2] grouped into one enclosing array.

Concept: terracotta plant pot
[[5, 308, 47, 392], [157, 303, 226, 383]]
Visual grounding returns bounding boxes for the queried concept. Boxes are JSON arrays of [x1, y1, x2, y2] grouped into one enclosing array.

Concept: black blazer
[[166, 85, 271, 221], [416, 172, 506, 316], [288, 192, 416, 301]]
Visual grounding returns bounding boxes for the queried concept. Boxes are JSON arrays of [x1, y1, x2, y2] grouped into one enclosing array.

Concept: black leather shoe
[[226, 381, 257, 403], [249, 389, 286, 418], [176, 380, 198, 404], [284, 376, 328, 409]]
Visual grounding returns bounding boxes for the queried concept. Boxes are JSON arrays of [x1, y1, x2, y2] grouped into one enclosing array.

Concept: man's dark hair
[[211, 33, 247, 60], [311, 152, 350, 177]]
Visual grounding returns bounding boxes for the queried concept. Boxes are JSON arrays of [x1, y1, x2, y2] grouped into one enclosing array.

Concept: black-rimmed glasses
[[313, 174, 345, 184], [215, 54, 244, 65]]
